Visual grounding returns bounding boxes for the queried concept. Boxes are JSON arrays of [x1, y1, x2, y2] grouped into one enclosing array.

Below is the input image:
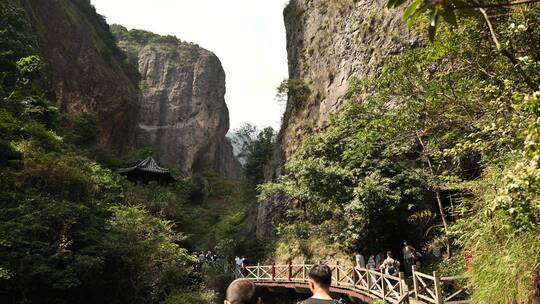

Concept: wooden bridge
[[236, 262, 469, 304]]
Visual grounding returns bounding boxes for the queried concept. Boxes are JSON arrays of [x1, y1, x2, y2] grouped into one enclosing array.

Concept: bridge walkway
[[236, 262, 469, 304]]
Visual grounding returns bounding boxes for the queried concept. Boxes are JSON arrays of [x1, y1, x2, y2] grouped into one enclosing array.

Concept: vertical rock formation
[[258, 0, 418, 240], [113, 26, 240, 178], [274, 0, 418, 175], [19, 0, 141, 152]]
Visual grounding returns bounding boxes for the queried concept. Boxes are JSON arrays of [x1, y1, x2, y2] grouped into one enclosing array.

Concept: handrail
[[235, 262, 470, 304]]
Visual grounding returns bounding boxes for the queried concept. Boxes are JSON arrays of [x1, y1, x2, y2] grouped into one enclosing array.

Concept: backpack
[[385, 259, 399, 275]]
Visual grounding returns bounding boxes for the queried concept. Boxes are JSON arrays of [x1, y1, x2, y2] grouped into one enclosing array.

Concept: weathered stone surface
[[258, 0, 418, 239], [257, 193, 298, 240], [20, 0, 141, 153], [113, 27, 240, 178], [16, 1, 239, 177], [274, 0, 418, 175]]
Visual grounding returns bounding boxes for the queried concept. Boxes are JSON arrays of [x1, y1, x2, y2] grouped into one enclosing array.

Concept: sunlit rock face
[[114, 26, 240, 178], [258, 0, 418, 240], [272, 0, 418, 177]]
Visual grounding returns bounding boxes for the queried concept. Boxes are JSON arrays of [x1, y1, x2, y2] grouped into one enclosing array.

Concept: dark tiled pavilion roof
[[118, 156, 171, 174], [118, 156, 175, 184]]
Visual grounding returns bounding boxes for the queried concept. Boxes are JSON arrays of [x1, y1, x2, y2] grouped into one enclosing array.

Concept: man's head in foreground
[[307, 264, 333, 296], [224, 279, 262, 304]]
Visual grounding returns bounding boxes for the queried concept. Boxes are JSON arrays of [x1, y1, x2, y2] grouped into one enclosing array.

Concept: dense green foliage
[[233, 124, 277, 187], [0, 2, 218, 303], [262, 4, 540, 302], [110, 25, 182, 46], [110, 24, 202, 66], [5, 0, 540, 302], [277, 79, 312, 126], [276, 79, 311, 106]]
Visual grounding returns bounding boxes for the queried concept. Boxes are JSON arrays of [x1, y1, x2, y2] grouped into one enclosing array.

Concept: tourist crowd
[[355, 241, 427, 276], [194, 250, 219, 271], [226, 241, 446, 303]]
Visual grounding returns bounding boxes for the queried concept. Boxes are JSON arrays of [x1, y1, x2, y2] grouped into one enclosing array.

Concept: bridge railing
[[331, 262, 409, 304], [237, 262, 469, 304], [241, 262, 312, 282], [410, 265, 470, 304]]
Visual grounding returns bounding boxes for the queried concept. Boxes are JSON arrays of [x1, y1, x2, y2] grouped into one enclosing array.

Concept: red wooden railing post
[[272, 263, 276, 281], [288, 260, 292, 280]]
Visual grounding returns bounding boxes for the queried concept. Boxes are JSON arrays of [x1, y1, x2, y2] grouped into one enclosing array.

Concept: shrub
[[0, 140, 21, 165], [22, 122, 62, 151], [102, 205, 196, 303], [276, 79, 311, 109], [17, 153, 95, 201], [71, 114, 100, 147]]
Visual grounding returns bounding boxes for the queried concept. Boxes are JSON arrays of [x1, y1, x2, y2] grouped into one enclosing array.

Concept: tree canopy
[[261, 3, 540, 302]]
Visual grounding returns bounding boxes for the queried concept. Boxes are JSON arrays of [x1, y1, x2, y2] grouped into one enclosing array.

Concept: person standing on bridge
[[380, 251, 400, 276], [235, 256, 243, 277], [303, 264, 337, 304], [375, 252, 384, 270], [402, 241, 416, 276], [354, 252, 366, 269], [224, 279, 262, 304], [367, 254, 376, 269]]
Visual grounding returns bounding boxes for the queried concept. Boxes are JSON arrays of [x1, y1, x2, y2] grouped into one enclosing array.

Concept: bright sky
[[90, 0, 289, 131]]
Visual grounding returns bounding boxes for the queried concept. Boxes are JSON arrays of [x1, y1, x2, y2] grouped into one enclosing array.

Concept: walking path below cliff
[[236, 262, 469, 304]]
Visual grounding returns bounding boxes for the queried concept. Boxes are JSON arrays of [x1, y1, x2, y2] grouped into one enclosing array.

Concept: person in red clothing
[[302, 264, 337, 304]]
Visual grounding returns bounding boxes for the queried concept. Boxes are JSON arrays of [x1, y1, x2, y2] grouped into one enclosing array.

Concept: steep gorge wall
[[258, 0, 418, 240], [17, 0, 239, 177], [273, 0, 418, 176], [113, 26, 240, 178], [19, 0, 141, 152]]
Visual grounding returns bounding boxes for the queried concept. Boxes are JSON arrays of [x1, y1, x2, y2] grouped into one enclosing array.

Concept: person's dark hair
[[226, 279, 259, 304], [308, 264, 332, 288]]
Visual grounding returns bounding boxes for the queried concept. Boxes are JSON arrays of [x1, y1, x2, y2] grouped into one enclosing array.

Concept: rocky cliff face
[[19, 0, 140, 152], [258, 0, 417, 240], [113, 26, 240, 178], [273, 0, 418, 175]]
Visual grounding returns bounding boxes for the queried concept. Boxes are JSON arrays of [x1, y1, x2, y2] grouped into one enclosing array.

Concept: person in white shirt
[[354, 252, 366, 269], [234, 256, 242, 277]]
